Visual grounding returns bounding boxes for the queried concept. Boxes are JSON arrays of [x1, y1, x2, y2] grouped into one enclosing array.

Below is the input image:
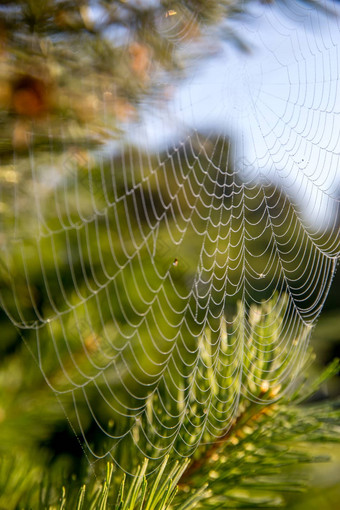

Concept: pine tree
[[0, 1, 339, 508]]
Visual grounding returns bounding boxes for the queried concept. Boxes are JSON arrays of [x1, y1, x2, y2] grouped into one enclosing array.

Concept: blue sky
[[126, 0, 340, 228]]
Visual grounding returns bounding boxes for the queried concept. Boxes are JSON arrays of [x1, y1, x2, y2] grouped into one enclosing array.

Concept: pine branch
[[52, 456, 206, 510], [32, 359, 339, 510], [0, 311, 339, 508]]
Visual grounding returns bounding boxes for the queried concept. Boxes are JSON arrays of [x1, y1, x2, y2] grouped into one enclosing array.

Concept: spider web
[[0, 0, 339, 472]]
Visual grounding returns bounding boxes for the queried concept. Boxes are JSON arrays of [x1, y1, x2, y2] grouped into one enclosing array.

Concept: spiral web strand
[[0, 0, 339, 472]]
